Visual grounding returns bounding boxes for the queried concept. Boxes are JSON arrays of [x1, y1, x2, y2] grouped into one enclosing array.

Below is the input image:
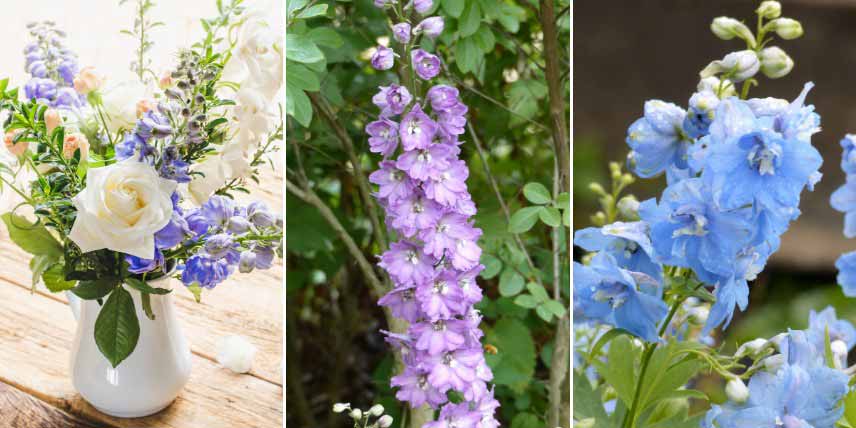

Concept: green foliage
[[485, 317, 537, 393], [94, 286, 140, 368], [2, 212, 69, 291]]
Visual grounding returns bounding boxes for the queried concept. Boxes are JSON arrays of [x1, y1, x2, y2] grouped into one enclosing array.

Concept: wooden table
[[0, 168, 283, 428]]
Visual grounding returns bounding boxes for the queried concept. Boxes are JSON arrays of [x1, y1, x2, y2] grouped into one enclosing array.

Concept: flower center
[[433, 280, 447, 294], [407, 120, 421, 136], [432, 320, 446, 331], [406, 250, 420, 264], [671, 204, 709, 237], [417, 149, 432, 162]]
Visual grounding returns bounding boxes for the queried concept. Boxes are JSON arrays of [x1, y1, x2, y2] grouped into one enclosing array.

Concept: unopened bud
[[349, 409, 363, 420], [617, 195, 640, 219], [832, 340, 848, 360], [711, 17, 756, 47], [608, 161, 621, 178], [757, 1, 781, 19], [378, 415, 394, 428], [588, 182, 605, 195], [759, 46, 793, 79], [700, 50, 760, 82], [591, 211, 607, 226], [688, 306, 709, 324], [770, 18, 803, 40], [763, 354, 785, 372], [368, 404, 384, 417], [620, 173, 635, 186], [735, 338, 767, 357], [332, 403, 350, 413], [725, 378, 749, 403]]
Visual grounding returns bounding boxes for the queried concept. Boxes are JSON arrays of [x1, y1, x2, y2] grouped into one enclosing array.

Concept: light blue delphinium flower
[[638, 177, 754, 284], [703, 246, 770, 335], [573, 252, 667, 342], [831, 173, 856, 239], [807, 306, 856, 351], [705, 331, 849, 428], [835, 251, 856, 297], [701, 89, 822, 217], [840, 135, 856, 174], [626, 100, 692, 180], [573, 221, 662, 283]]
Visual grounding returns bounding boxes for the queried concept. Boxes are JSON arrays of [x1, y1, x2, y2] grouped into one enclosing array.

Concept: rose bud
[[73, 66, 103, 94], [44, 108, 62, 134]]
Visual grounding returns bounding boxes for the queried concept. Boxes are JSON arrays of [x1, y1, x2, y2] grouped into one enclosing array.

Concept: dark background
[[574, 0, 856, 347]]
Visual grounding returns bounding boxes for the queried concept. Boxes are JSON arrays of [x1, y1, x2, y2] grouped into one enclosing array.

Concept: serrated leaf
[[94, 287, 140, 368], [597, 336, 639, 406], [574, 373, 609, 422], [499, 269, 525, 296], [485, 318, 536, 393], [508, 206, 543, 233], [540, 207, 562, 227], [286, 34, 324, 64], [523, 182, 552, 204]]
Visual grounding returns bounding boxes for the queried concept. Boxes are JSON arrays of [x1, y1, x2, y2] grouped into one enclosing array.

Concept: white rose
[[222, 11, 282, 99], [69, 159, 176, 258], [100, 80, 149, 133], [187, 156, 227, 205]]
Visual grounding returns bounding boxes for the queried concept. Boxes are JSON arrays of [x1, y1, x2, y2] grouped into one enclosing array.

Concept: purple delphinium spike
[[367, 10, 498, 427]]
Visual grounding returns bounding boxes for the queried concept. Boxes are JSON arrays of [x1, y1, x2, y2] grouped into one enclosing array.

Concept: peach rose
[[45, 108, 62, 134], [73, 67, 104, 94], [62, 132, 90, 161], [136, 99, 154, 118], [3, 130, 26, 157]]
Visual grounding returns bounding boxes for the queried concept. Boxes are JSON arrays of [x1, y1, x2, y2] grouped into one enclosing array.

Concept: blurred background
[[574, 0, 856, 363]]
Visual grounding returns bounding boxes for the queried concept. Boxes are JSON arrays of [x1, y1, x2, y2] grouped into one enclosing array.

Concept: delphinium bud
[[770, 18, 803, 40], [377, 415, 393, 428], [368, 404, 384, 417], [759, 46, 793, 79], [332, 403, 350, 413], [757, 1, 781, 19], [700, 50, 759, 82], [725, 377, 749, 403], [711, 17, 756, 47], [349, 409, 362, 421]]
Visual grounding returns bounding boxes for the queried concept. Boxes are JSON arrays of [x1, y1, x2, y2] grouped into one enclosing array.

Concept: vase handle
[[66, 291, 81, 321]]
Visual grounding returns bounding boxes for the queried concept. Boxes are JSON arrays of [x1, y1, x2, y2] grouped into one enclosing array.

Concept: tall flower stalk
[[367, 1, 498, 427]]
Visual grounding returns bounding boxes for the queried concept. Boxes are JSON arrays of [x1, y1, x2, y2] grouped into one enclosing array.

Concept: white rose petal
[[68, 159, 176, 258], [216, 335, 257, 374], [187, 156, 228, 206], [100, 80, 150, 133]]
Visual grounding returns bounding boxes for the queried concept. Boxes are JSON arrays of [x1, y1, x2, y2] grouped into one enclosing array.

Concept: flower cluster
[[22, 21, 86, 109], [368, 1, 498, 426], [831, 135, 856, 296], [703, 307, 853, 427]]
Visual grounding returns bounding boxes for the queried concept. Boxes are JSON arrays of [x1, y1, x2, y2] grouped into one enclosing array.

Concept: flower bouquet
[[0, 0, 282, 417]]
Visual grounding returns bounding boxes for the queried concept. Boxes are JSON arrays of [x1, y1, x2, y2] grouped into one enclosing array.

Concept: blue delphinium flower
[[704, 330, 849, 428], [573, 221, 662, 283], [831, 175, 856, 239], [701, 94, 822, 216], [639, 177, 753, 284], [626, 100, 691, 180], [126, 249, 165, 274], [807, 306, 856, 351], [573, 252, 667, 342], [839, 134, 856, 174], [835, 251, 856, 297], [703, 246, 769, 334]]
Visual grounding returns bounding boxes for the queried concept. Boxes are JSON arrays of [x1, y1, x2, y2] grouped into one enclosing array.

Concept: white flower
[[187, 156, 228, 205], [69, 159, 176, 258], [216, 335, 257, 374], [100, 80, 149, 133], [222, 9, 282, 99], [725, 378, 749, 403]]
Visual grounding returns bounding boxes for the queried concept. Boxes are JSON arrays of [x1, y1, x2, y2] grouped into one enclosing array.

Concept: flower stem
[[621, 295, 684, 428]]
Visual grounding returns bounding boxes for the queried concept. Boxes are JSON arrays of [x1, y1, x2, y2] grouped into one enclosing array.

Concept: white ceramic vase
[[67, 277, 192, 418]]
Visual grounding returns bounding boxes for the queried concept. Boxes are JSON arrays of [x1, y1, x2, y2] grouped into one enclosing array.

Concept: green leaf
[[441, 0, 464, 18], [556, 192, 570, 208], [481, 254, 502, 279], [286, 61, 320, 92], [297, 3, 327, 18], [508, 206, 543, 233], [526, 282, 549, 302], [485, 317, 536, 393], [94, 287, 140, 368], [458, 0, 481, 37], [286, 79, 313, 127], [42, 264, 75, 292], [540, 207, 562, 227], [72, 277, 120, 300], [454, 36, 482, 75], [507, 79, 548, 126], [535, 304, 553, 321], [523, 182, 552, 204], [286, 34, 324, 64], [499, 269, 525, 296], [597, 336, 639, 406], [543, 299, 567, 317], [30, 254, 57, 288], [495, 2, 526, 33], [472, 25, 496, 53], [125, 278, 171, 295], [574, 372, 609, 422], [141, 292, 155, 320], [187, 284, 203, 303], [510, 413, 541, 428], [1, 213, 63, 256], [844, 388, 856, 427], [513, 294, 538, 309], [563, 208, 571, 227], [286, 0, 309, 16], [308, 27, 343, 48]]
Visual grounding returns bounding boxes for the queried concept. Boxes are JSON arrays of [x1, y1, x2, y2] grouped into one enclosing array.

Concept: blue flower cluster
[[703, 308, 854, 427], [831, 135, 856, 296], [575, 79, 824, 341], [22, 21, 85, 109], [126, 195, 280, 288]]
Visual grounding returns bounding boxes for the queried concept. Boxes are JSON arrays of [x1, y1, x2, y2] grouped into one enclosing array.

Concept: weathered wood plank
[[0, 382, 104, 428], [0, 278, 282, 428]]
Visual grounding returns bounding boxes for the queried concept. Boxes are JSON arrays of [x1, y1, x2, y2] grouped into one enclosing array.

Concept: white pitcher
[[67, 276, 192, 418]]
